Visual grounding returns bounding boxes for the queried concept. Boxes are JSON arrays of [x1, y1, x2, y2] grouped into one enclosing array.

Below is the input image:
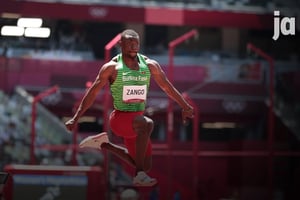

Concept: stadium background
[[0, 0, 300, 199]]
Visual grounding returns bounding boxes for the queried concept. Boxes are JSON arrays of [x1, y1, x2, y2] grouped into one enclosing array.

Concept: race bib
[[123, 85, 147, 103]]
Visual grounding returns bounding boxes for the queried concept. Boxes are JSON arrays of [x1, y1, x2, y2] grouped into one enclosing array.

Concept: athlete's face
[[121, 37, 140, 58]]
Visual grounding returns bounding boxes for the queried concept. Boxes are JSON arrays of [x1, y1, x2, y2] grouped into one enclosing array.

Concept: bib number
[[123, 85, 147, 103]]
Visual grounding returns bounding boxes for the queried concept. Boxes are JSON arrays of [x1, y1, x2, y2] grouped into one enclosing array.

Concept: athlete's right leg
[[79, 132, 136, 167], [98, 134, 152, 172], [101, 142, 135, 167]]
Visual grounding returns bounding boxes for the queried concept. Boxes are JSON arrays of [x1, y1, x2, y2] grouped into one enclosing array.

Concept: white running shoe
[[79, 132, 109, 150], [133, 171, 157, 187]]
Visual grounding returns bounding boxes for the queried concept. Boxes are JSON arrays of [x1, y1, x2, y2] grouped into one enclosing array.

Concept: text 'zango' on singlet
[[110, 53, 151, 112]]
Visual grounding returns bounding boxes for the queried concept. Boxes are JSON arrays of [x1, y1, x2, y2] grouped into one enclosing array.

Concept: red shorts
[[109, 110, 152, 157]]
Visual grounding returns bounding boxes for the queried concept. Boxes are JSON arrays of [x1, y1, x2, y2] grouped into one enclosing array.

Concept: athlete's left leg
[[132, 115, 154, 173]]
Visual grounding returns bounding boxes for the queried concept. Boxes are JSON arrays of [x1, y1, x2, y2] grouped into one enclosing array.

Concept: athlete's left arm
[[148, 59, 194, 122]]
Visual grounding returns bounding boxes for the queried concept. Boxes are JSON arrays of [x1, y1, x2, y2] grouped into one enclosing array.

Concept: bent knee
[[133, 115, 153, 133]]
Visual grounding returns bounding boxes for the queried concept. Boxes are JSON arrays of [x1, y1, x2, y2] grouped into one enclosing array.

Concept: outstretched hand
[[182, 108, 194, 125], [64, 118, 77, 132]]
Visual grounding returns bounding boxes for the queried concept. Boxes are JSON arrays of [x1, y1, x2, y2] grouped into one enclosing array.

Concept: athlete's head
[[120, 29, 140, 58]]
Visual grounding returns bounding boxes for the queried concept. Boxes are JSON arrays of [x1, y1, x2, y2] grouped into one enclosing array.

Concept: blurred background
[[0, 0, 299, 199]]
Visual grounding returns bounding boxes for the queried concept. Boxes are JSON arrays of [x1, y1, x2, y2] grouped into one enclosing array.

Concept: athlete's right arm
[[65, 62, 115, 131]]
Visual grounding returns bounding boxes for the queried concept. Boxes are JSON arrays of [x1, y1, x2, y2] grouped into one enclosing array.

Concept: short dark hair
[[121, 29, 139, 40]]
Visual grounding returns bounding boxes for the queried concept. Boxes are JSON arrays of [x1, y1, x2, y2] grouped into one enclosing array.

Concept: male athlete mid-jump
[[65, 29, 194, 186]]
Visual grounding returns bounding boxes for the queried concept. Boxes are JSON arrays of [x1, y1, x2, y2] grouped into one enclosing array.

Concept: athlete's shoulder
[[103, 54, 120, 68], [142, 56, 163, 75], [99, 59, 118, 76], [138, 53, 151, 61], [138, 54, 158, 66]]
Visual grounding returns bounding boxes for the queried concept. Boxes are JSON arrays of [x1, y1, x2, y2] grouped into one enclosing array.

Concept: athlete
[[65, 29, 194, 186]]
